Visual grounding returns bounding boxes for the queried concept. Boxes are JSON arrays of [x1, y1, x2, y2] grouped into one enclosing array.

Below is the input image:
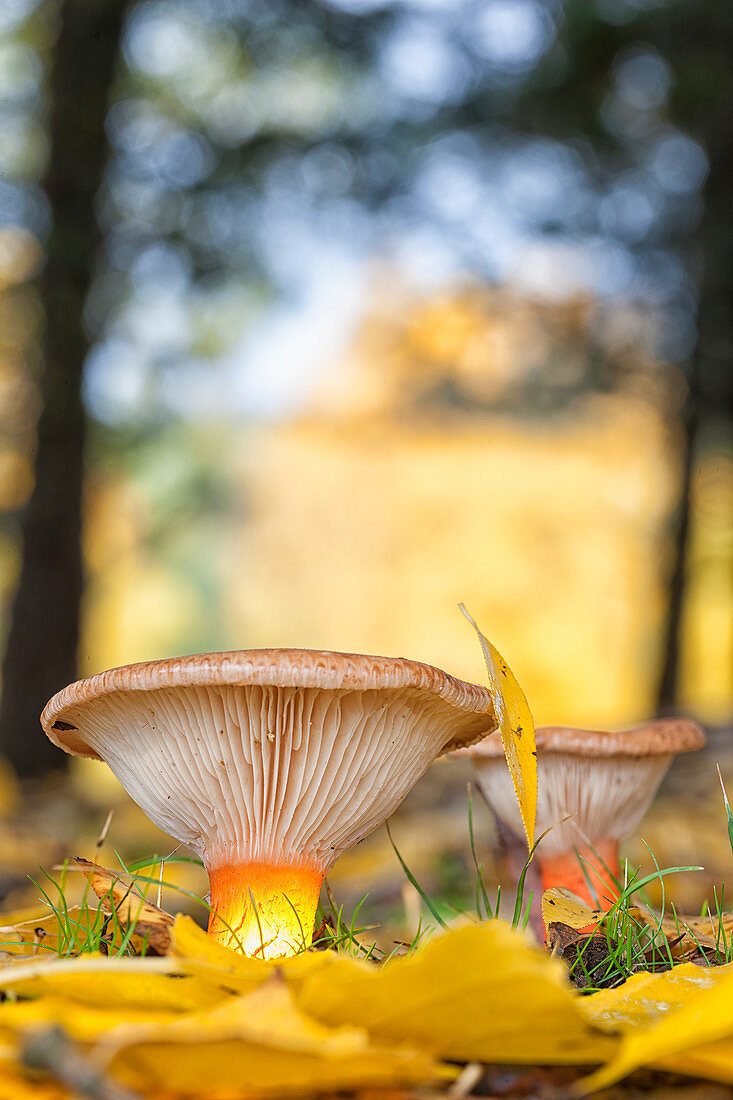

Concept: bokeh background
[[0, 0, 730, 930]]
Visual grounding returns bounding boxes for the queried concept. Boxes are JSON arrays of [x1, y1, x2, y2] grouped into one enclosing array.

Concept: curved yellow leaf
[[0, 995, 184, 1044], [98, 978, 447, 1095], [581, 963, 733, 1091], [581, 961, 732, 1033], [0, 955, 221, 1011], [295, 920, 613, 1064], [460, 606, 537, 843]]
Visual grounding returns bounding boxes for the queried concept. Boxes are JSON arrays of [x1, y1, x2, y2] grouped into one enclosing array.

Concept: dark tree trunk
[[0, 0, 128, 776], [655, 77, 733, 715], [655, 367, 698, 715]]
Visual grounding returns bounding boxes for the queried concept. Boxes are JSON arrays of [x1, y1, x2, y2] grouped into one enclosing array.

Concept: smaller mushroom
[[464, 719, 705, 909]]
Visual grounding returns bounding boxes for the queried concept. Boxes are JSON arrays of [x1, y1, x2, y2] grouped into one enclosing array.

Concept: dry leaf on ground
[[74, 858, 174, 955], [542, 888, 733, 971], [581, 962, 733, 1090], [0, 907, 92, 960], [296, 919, 615, 1064], [0, 954, 221, 1011], [95, 977, 448, 1097], [542, 888, 606, 932]]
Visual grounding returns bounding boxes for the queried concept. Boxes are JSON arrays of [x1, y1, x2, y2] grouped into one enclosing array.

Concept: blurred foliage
[[0, 0, 730, 739]]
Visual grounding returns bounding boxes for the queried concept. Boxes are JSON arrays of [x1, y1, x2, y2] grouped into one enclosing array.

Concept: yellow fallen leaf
[[0, 905, 112, 960], [582, 962, 733, 1090], [460, 606, 536, 843], [0, 912, 70, 960], [660, 1042, 733, 1085], [97, 977, 447, 1096], [0, 995, 184, 1045], [170, 913, 270, 976], [542, 888, 605, 933], [580, 961, 732, 1033], [0, 954, 225, 1011], [296, 920, 614, 1064], [0, 905, 51, 928]]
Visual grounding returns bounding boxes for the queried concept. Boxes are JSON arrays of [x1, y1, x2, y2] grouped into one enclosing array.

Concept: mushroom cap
[[43, 649, 495, 758], [464, 718, 706, 760], [41, 649, 497, 871], [464, 718, 705, 856]]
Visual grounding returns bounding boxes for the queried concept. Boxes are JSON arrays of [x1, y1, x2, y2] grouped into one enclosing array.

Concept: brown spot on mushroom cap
[[463, 718, 705, 761], [41, 648, 497, 760]]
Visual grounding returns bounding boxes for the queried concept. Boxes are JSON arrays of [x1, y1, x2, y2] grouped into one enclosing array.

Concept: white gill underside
[[67, 684, 465, 871], [474, 752, 672, 856]]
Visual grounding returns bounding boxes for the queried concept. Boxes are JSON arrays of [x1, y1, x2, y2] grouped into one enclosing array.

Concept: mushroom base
[[207, 860, 324, 958], [540, 839, 620, 911]]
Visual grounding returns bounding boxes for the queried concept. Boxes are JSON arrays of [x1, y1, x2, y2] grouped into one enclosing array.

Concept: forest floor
[[0, 728, 732, 1099]]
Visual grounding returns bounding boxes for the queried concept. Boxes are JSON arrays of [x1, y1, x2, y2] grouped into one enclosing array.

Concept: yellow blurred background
[[73, 280, 732, 730]]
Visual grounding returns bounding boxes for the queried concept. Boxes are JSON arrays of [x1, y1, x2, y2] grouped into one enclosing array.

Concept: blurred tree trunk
[[655, 62, 733, 715], [0, 0, 129, 776]]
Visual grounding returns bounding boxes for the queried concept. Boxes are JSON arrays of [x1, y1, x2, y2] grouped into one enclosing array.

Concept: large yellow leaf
[[460, 606, 537, 843], [580, 961, 731, 1033], [296, 920, 614, 1064], [98, 977, 448, 1096], [0, 995, 185, 1044], [581, 963, 733, 1090], [0, 955, 225, 1011]]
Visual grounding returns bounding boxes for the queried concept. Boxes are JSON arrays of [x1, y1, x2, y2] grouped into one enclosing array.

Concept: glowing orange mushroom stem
[[539, 838, 621, 911], [207, 860, 324, 958]]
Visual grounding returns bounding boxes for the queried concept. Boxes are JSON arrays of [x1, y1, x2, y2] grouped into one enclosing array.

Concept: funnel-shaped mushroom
[[465, 720, 705, 908], [42, 649, 495, 957]]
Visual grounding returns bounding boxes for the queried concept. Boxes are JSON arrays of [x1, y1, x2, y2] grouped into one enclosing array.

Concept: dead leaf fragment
[[74, 858, 174, 955], [542, 888, 605, 934]]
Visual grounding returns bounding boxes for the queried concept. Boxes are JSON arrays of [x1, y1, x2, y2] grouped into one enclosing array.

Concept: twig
[[448, 1062, 483, 1098], [22, 1026, 142, 1100], [95, 810, 115, 860]]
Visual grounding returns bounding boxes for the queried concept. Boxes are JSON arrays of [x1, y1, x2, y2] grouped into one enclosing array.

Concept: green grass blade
[[386, 822, 447, 929], [467, 784, 493, 920], [718, 765, 733, 858]]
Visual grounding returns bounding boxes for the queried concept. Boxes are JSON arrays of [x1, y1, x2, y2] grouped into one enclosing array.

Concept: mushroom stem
[[207, 860, 324, 958], [539, 839, 620, 910]]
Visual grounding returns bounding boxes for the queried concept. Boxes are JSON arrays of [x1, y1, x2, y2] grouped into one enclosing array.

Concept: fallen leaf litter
[[0, 640, 727, 1097]]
